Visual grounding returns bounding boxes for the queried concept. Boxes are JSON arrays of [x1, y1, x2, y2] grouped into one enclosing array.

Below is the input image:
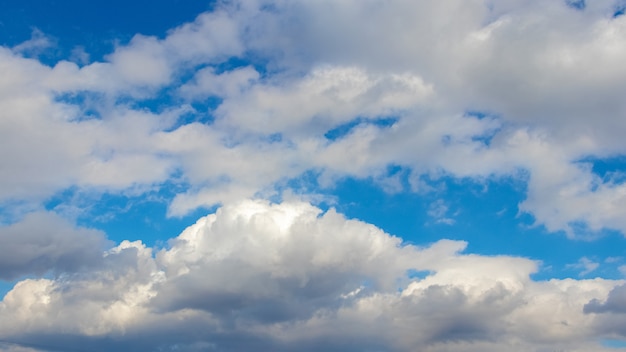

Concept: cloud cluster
[[230, 0, 626, 236], [2, 0, 626, 236], [0, 200, 623, 351], [2, 1, 626, 350]]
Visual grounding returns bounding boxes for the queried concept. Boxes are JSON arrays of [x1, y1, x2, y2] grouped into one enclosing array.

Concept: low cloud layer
[[0, 200, 624, 351]]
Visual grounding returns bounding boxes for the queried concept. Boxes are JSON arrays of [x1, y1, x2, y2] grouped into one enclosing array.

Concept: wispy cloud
[[568, 257, 601, 277]]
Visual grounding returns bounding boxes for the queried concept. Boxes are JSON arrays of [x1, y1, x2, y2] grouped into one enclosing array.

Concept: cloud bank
[[1, 200, 623, 351]]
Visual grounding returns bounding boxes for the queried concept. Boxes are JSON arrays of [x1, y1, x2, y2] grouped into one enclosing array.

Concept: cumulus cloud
[[0, 200, 623, 351], [4, 1, 626, 351], [218, 0, 626, 236], [585, 284, 626, 314], [2, 0, 626, 237]]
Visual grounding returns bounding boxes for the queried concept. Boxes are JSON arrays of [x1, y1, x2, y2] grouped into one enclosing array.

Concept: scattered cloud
[[427, 199, 456, 225], [12, 29, 54, 57], [568, 257, 601, 277], [2, 1, 626, 236]]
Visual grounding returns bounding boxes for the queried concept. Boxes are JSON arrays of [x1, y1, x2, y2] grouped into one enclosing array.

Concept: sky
[[2, 0, 626, 351]]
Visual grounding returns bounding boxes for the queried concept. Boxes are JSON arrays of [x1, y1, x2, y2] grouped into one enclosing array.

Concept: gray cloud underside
[[0, 212, 108, 280], [1, 200, 625, 351]]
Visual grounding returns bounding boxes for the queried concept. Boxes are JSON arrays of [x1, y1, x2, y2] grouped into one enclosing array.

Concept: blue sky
[[2, 1, 626, 351]]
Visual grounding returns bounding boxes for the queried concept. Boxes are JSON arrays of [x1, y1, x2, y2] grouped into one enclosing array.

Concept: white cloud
[[227, 0, 626, 236], [569, 257, 602, 277], [427, 199, 456, 225], [2, 0, 626, 248], [0, 201, 622, 351], [0, 51, 179, 203], [179, 66, 260, 100], [107, 35, 171, 87], [12, 29, 54, 57], [213, 65, 434, 137]]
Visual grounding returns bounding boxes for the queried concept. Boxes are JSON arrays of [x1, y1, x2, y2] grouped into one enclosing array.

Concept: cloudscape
[[2, 0, 626, 351]]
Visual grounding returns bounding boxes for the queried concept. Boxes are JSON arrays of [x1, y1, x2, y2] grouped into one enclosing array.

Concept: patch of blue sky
[[565, 0, 586, 10], [44, 186, 80, 210], [583, 155, 626, 184], [275, 169, 331, 207], [82, 192, 211, 248], [44, 181, 209, 247], [602, 339, 626, 349], [54, 91, 105, 121], [444, 177, 626, 280], [324, 116, 398, 141], [329, 173, 626, 280], [132, 96, 188, 118], [55, 88, 220, 129], [0, 281, 17, 300], [464, 110, 495, 120], [264, 133, 284, 144], [0, 0, 216, 63], [116, 87, 185, 112], [611, 0, 626, 17], [406, 269, 432, 280], [0, 200, 39, 225], [214, 56, 269, 77], [464, 110, 501, 146], [171, 98, 222, 128], [330, 175, 432, 243], [385, 164, 410, 184]]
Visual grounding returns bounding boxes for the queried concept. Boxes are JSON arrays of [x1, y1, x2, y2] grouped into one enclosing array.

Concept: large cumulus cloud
[[0, 200, 623, 351]]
